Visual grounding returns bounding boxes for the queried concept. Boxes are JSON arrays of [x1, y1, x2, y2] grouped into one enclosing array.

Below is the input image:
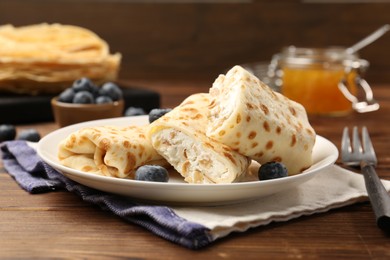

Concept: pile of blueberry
[[0, 124, 41, 142], [58, 77, 123, 104]]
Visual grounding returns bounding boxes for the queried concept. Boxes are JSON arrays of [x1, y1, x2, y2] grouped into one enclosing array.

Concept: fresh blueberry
[[148, 108, 172, 123], [0, 124, 16, 142], [17, 129, 41, 142], [73, 91, 94, 104], [135, 165, 169, 182], [99, 82, 123, 101], [95, 95, 113, 104], [72, 77, 97, 93], [258, 161, 288, 180], [124, 107, 146, 116], [90, 84, 101, 98], [57, 88, 75, 103]]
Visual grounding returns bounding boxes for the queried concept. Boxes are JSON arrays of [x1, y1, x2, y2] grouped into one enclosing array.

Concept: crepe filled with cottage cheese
[[206, 65, 316, 175], [58, 125, 166, 178], [148, 93, 251, 184]]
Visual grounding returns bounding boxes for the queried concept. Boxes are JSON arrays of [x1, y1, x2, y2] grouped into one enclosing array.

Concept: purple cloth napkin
[[0, 140, 212, 249]]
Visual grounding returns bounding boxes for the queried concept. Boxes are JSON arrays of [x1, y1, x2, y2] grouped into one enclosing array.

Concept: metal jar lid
[[276, 46, 369, 70]]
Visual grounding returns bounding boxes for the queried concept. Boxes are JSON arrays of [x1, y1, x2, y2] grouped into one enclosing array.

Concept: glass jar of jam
[[272, 46, 379, 115]]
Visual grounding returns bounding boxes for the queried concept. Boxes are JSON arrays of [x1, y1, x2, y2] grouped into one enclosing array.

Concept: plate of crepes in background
[[38, 115, 338, 206]]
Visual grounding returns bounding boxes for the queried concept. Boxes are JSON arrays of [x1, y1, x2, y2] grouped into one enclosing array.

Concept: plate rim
[[37, 116, 339, 203]]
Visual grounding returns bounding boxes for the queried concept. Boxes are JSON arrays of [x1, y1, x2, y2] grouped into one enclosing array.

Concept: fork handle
[[362, 164, 390, 232]]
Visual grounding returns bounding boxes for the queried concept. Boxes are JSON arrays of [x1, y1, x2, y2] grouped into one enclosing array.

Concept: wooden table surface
[[1, 80, 389, 259]]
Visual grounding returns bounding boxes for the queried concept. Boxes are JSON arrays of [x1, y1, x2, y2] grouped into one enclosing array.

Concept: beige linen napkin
[[172, 165, 390, 240], [3, 140, 389, 249]]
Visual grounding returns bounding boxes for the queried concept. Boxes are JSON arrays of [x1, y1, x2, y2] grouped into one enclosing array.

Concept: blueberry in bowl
[[51, 78, 124, 127]]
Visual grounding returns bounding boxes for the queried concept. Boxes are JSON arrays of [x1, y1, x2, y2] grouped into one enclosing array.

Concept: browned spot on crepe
[[254, 151, 264, 157], [182, 161, 190, 174], [263, 121, 270, 132], [236, 113, 242, 124], [291, 134, 297, 147], [191, 114, 203, 120], [183, 107, 198, 113], [99, 138, 110, 150], [182, 100, 195, 106], [272, 156, 282, 162], [260, 104, 269, 115], [289, 106, 297, 116], [248, 131, 257, 140], [265, 141, 273, 150], [246, 103, 255, 110]]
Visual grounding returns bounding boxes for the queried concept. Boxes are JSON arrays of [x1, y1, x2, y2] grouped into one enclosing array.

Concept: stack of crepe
[[57, 65, 316, 183], [0, 23, 121, 94]]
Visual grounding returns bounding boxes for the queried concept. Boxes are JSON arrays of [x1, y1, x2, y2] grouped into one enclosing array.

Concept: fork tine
[[341, 127, 351, 161], [362, 126, 378, 165], [352, 126, 363, 154]]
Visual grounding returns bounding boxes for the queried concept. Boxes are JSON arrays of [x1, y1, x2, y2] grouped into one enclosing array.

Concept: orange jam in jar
[[275, 46, 369, 116]]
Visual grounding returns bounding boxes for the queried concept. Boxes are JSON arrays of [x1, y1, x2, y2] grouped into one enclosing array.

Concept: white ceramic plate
[[37, 116, 338, 206]]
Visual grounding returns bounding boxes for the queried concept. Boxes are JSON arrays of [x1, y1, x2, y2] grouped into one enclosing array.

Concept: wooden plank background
[[0, 0, 389, 83]]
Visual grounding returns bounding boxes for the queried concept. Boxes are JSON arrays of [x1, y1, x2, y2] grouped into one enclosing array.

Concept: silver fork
[[341, 126, 390, 231]]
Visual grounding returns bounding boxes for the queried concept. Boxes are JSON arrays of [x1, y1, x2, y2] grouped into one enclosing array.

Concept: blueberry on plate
[[57, 88, 75, 103], [258, 161, 288, 180], [72, 77, 98, 93], [148, 108, 172, 123], [99, 82, 123, 101], [0, 124, 16, 142], [17, 129, 41, 142], [124, 107, 146, 116], [135, 165, 169, 182], [95, 95, 113, 104], [73, 91, 95, 104]]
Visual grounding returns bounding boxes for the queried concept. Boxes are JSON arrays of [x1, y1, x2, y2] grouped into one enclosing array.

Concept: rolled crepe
[[206, 65, 316, 175], [148, 93, 251, 184], [58, 125, 166, 178]]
